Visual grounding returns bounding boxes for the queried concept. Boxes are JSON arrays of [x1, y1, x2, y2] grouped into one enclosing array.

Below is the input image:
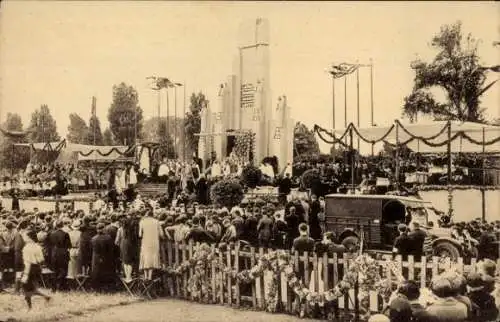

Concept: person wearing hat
[[466, 272, 498, 321], [138, 210, 163, 281], [425, 277, 468, 322], [285, 206, 300, 249], [47, 219, 71, 292], [66, 219, 82, 280], [256, 209, 273, 248], [79, 215, 96, 276], [91, 222, 115, 291], [20, 229, 51, 309], [392, 223, 412, 261]]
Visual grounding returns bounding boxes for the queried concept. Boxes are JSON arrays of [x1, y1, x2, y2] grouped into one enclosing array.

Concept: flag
[[329, 63, 360, 79], [147, 76, 175, 90]]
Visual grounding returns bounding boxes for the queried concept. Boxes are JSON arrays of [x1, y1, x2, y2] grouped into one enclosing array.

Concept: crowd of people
[[380, 259, 500, 322]]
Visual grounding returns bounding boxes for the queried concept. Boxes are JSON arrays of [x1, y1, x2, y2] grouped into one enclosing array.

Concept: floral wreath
[[167, 244, 398, 320]]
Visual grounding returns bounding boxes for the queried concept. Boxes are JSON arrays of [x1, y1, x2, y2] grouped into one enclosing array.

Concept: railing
[[162, 241, 499, 318]]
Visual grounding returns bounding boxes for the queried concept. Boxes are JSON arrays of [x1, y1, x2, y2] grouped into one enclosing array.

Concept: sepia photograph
[[0, 1, 499, 321]]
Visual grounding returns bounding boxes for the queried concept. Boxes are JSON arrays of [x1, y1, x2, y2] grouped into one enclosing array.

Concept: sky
[[0, 1, 499, 152]]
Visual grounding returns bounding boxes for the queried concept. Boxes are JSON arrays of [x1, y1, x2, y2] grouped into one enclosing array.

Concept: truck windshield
[[407, 207, 428, 226]]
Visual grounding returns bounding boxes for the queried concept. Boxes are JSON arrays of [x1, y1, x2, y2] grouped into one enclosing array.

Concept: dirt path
[[65, 299, 319, 322]]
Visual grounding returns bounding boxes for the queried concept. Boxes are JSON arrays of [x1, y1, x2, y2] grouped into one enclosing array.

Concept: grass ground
[[65, 298, 319, 322], [0, 288, 139, 322]]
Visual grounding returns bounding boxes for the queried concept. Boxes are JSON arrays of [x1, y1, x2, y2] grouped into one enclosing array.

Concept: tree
[[293, 122, 320, 157], [210, 178, 244, 208], [0, 113, 29, 172], [184, 92, 207, 157], [87, 115, 104, 145], [28, 104, 60, 143], [403, 22, 493, 122], [103, 127, 115, 146], [67, 113, 89, 144], [108, 83, 143, 145]]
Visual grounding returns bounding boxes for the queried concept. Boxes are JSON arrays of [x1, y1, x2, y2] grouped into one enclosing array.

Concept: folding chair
[[40, 267, 54, 289], [120, 277, 140, 297], [74, 274, 90, 292], [135, 277, 161, 299]]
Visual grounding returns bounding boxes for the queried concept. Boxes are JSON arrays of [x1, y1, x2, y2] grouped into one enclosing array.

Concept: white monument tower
[[199, 18, 293, 171]]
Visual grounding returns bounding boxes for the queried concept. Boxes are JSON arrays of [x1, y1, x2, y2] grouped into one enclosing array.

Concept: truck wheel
[[341, 236, 360, 252], [433, 242, 460, 261]]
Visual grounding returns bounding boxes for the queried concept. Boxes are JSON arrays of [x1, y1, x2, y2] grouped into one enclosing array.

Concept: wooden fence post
[[235, 242, 240, 308], [211, 244, 217, 304], [408, 255, 415, 281], [174, 243, 184, 297], [219, 248, 224, 305], [188, 241, 194, 301], [259, 247, 266, 310], [250, 247, 257, 309], [226, 243, 232, 306], [420, 256, 427, 288]]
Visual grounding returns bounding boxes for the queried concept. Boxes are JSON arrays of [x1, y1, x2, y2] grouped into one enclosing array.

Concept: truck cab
[[324, 194, 466, 259]]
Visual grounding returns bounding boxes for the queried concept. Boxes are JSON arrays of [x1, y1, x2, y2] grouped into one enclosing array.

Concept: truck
[[324, 194, 477, 260]]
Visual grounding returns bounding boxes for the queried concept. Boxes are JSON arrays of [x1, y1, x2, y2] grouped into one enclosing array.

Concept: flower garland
[[234, 250, 395, 319], [165, 243, 228, 303], [234, 131, 256, 161], [415, 184, 500, 191], [167, 245, 397, 319]]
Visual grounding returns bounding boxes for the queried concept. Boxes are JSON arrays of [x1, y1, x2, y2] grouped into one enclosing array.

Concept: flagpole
[[166, 88, 170, 156], [174, 85, 177, 158], [356, 65, 360, 151], [183, 81, 186, 161], [370, 58, 374, 155], [332, 75, 336, 131]]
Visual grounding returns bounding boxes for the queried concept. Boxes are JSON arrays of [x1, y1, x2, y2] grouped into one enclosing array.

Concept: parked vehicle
[[324, 194, 478, 260]]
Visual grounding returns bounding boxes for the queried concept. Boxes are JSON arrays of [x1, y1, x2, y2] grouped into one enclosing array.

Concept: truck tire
[[341, 236, 360, 252], [433, 241, 460, 261]]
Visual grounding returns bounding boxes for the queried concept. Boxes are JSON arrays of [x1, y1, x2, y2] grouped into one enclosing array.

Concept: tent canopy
[[330, 120, 500, 153]]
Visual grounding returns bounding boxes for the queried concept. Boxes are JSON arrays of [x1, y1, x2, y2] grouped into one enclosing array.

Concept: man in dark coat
[[408, 221, 427, 261], [308, 195, 322, 241], [185, 217, 215, 244], [285, 206, 300, 249], [244, 211, 259, 246], [277, 173, 292, 205], [104, 215, 120, 275], [47, 220, 71, 291], [292, 223, 315, 279], [392, 224, 412, 261], [79, 216, 96, 275], [195, 175, 209, 205], [91, 223, 115, 292]]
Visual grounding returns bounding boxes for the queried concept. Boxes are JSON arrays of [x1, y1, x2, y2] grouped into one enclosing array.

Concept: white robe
[[211, 163, 221, 177], [129, 168, 138, 185], [158, 163, 170, 177]]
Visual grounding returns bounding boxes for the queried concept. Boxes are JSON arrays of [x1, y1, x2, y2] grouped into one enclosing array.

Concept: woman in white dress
[[139, 210, 164, 280], [67, 220, 82, 279]]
